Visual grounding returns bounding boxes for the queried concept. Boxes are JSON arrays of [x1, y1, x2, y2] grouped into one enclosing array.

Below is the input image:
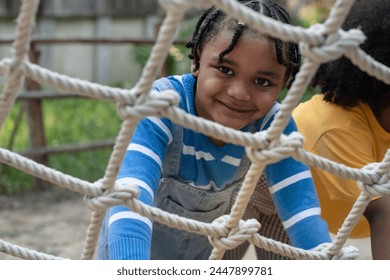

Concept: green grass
[[0, 97, 122, 194], [45, 98, 122, 181]]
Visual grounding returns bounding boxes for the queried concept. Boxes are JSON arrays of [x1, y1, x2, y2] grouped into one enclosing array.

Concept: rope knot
[[300, 24, 366, 64], [246, 131, 304, 165], [117, 89, 180, 121], [312, 243, 359, 260], [84, 179, 140, 212], [208, 215, 261, 251], [358, 162, 390, 197]]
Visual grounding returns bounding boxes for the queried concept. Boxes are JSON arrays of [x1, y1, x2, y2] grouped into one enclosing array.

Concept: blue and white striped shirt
[[107, 73, 330, 259]]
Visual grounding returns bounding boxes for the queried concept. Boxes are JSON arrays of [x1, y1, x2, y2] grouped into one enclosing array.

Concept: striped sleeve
[[263, 109, 331, 250], [107, 84, 175, 260]]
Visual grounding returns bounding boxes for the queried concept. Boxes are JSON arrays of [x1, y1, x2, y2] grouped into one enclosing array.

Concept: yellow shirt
[[293, 94, 390, 238]]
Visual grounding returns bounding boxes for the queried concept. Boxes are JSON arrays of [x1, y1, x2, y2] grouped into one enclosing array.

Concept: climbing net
[[1, 0, 390, 261]]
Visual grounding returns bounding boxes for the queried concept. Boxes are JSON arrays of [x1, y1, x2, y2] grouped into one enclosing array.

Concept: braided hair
[[186, 0, 301, 88], [312, 0, 390, 110]]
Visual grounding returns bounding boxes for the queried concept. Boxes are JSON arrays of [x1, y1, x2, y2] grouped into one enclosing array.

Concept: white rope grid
[[0, 0, 389, 260]]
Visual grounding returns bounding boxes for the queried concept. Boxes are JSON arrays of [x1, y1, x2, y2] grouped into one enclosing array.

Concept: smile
[[219, 101, 254, 113]]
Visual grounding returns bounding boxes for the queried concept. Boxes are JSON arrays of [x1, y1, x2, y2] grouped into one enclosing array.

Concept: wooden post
[[23, 42, 49, 189]]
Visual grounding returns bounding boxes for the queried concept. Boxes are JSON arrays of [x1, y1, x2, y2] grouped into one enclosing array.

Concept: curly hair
[[185, 0, 301, 88], [312, 0, 390, 109]]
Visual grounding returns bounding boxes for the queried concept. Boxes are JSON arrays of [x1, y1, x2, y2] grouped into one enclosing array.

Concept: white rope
[[1, 0, 389, 260], [0, 0, 40, 130]]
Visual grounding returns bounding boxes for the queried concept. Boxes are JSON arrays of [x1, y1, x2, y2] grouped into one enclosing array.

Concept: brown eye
[[254, 78, 271, 87], [218, 66, 233, 75]]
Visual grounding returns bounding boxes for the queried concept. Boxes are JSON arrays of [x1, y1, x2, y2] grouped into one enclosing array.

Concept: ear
[[191, 61, 199, 77]]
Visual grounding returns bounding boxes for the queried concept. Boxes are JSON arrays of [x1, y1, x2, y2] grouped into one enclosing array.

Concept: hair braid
[[218, 24, 245, 62], [218, 0, 260, 62], [186, 8, 222, 72], [186, 0, 301, 87]]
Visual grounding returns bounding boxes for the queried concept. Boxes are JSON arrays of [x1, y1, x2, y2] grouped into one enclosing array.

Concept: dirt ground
[[0, 188, 372, 260], [0, 188, 91, 260]]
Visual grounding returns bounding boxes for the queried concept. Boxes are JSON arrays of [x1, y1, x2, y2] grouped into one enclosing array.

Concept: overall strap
[[162, 121, 183, 178], [231, 121, 258, 181]]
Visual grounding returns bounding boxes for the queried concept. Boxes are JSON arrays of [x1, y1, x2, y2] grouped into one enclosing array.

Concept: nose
[[227, 80, 251, 101]]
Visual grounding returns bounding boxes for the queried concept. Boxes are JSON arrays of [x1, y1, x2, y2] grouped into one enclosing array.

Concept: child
[[293, 0, 390, 259], [98, 0, 331, 260]]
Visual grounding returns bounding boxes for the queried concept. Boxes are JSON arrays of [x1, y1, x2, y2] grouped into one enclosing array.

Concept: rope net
[[0, 0, 389, 260]]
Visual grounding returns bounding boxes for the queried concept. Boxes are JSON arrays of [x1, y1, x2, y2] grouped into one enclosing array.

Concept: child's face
[[193, 33, 287, 131]]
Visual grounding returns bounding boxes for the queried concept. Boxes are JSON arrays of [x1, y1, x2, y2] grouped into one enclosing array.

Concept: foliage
[[0, 97, 122, 194], [277, 86, 320, 104], [132, 16, 196, 76]]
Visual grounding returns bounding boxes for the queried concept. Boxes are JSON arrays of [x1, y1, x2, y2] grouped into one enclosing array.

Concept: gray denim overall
[[151, 123, 252, 260], [96, 122, 263, 260]]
